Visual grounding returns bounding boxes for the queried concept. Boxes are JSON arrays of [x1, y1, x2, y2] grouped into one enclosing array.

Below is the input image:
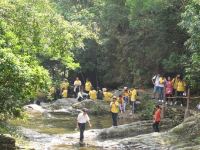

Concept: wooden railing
[[161, 88, 200, 120]]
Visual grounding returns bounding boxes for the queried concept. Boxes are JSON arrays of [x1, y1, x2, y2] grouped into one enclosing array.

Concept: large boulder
[[97, 118, 174, 140], [97, 113, 200, 150], [72, 99, 110, 115]]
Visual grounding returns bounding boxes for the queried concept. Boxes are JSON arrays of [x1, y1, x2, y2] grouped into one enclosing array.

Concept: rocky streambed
[[7, 98, 200, 150]]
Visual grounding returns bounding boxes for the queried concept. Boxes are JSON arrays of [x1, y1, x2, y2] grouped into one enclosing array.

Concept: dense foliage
[[54, 0, 190, 88], [180, 0, 200, 89], [0, 0, 92, 117]]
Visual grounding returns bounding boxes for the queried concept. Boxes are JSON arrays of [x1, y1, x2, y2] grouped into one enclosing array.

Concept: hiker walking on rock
[[77, 108, 92, 143]]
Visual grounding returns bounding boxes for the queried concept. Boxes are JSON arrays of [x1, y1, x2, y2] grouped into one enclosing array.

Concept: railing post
[[161, 87, 166, 119], [184, 87, 190, 121]]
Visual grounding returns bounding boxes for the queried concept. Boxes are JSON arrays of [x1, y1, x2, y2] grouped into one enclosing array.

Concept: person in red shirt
[[153, 105, 161, 132]]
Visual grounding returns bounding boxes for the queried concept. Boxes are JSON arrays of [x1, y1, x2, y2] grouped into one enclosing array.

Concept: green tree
[[180, 0, 200, 90]]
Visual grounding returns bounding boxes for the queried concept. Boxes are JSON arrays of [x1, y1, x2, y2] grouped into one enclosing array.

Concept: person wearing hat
[[110, 96, 119, 126], [76, 108, 92, 143]]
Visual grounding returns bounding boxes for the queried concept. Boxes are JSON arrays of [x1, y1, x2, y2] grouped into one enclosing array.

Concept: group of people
[[76, 100, 162, 144], [152, 74, 187, 106], [48, 76, 166, 144]]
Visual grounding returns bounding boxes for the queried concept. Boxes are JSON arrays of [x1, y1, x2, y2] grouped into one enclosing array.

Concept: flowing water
[[10, 113, 134, 134], [9, 112, 136, 149]]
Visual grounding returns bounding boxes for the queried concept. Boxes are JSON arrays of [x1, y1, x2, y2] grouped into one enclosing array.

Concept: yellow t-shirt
[[123, 91, 130, 97], [103, 92, 113, 102], [89, 90, 97, 100], [74, 80, 82, 86], [62, 89, 68, 98], [130, 89, 137, 101], [159, 77, 165, 84], [85, 81, 92, 92], [60, 82, 69, 90], [110, 101, 119, 113], [172, 77, 178, 89], [177, 81, 186, 92]]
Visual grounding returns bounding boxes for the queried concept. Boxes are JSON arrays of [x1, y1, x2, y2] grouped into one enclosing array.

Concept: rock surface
[[0, 134, 15, 150], [97, 118, 173, 140], [23, 104, 45, 113], [72, 99, 110, 115]]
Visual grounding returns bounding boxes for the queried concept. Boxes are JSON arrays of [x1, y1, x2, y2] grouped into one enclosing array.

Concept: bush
[[137, 94, 155, 120]]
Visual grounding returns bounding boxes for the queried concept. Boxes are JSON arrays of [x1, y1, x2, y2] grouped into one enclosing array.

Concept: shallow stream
[[9, 112, 135, 149]]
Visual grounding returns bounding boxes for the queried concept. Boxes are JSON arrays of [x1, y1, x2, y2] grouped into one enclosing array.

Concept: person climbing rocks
[[74, 77, 82, 97], [76, 108, 92, 144], [153, 105, 161, 132], [110, 96, 119, 126], [89, 87, 97, 100], [85, 79, 92, 94], [77, 87, 88, 101]]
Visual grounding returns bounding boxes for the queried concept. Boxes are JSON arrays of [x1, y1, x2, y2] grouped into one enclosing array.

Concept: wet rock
[[0, 134, 15, 150], [23, 104, 45, 113]]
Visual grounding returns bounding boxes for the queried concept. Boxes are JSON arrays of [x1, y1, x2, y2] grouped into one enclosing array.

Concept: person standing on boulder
[[77, 108, 92, 144], [110, 96, 119, 126], [74, 77, 82, 97], [153, 105, 161, 132]]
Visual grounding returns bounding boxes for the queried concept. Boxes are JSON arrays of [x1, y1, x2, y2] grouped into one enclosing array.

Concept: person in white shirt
[[152, 74, 160, 99], [76, 108, 92, 143], [76, 90, 88, 101]]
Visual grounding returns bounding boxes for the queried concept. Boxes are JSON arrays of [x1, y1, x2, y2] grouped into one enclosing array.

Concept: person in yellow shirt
[[62, 88, 68, 98], [85, 79, 92, 94], [103, 88, 113, 102], [130, 88, 137, 114], [89, 88, 97, 100], [176, 77, 186, 106], [60, 79, 69, 97], [110, 96, 119, 126], [158, 76, 165, 102], [74, 77, 82, 97], [172, 74, 180, 96]]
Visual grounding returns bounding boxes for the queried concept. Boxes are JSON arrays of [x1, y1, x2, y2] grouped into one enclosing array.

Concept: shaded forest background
[[0, 0, 200, 116]]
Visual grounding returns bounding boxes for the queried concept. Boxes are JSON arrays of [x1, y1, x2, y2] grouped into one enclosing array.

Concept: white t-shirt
[[77, 112, 90, 123], [152, 75, 160, 86]]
